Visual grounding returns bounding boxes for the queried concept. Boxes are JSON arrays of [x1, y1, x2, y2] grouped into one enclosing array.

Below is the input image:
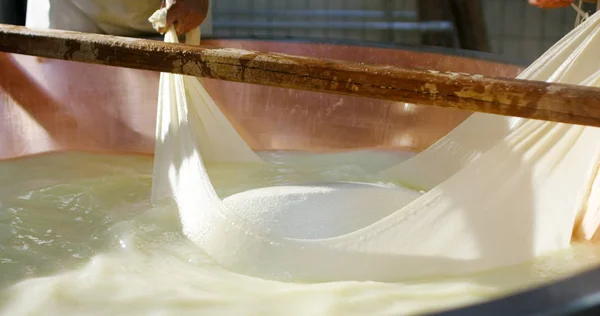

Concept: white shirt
[[26, 0, 212, 37]]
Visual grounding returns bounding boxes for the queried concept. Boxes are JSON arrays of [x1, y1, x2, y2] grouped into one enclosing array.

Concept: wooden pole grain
[[1, 24, 600, 127]]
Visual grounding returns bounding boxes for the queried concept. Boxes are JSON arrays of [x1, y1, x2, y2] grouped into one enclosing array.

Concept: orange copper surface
[[0, 40, 522, 160]]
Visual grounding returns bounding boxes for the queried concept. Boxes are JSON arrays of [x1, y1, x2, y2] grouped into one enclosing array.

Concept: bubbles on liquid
[[4, 152, 600, 315], [15, 244, 29, 251]]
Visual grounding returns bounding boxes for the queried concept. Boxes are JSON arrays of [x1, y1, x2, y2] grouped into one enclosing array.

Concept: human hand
[[528, 0, 596, 8], [157, 0, 209, 35]]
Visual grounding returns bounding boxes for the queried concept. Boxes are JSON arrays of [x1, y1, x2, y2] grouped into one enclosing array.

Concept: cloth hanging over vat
[[150, 8, 600, 282]]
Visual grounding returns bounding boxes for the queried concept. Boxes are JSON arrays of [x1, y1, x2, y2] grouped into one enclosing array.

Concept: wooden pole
[[1, 24, 600, 127]]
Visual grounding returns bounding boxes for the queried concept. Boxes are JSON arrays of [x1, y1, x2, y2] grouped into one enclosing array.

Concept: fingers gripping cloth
[[148, 7, 263, 203]]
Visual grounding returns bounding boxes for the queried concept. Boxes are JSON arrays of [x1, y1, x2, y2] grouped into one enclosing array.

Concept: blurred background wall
[[211, 0, 588, 64]]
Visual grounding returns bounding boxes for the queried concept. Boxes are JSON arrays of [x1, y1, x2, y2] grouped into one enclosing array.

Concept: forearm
[[529, 0, 597, 8]]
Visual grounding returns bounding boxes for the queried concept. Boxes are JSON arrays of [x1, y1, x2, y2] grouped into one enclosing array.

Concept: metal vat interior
[[0, 39, 522, 159]]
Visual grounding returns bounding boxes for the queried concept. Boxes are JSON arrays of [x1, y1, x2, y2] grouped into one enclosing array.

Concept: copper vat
[[0, 40, 522, 160]]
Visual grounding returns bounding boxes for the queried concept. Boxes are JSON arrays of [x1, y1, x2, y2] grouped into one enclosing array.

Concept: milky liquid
[[1, 151, 600, 316]]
